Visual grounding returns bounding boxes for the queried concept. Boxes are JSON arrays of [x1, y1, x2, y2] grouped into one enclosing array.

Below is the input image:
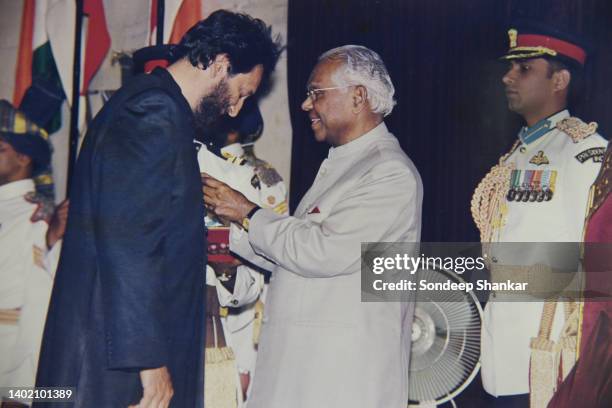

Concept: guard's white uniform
[[197, 142, 287, 401], [481, 110, 608, 396], [0, 179, 60, 396], [230, 123, 423, 408]]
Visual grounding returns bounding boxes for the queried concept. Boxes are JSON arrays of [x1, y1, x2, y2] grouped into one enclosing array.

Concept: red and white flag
[[148, 0, 202, 46], [81, 0, 111, 95], [145, 0, 201, 72], [14, 0, 110, 109]]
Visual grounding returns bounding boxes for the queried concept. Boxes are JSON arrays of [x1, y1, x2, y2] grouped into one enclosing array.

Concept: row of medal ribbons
[[506, 169, 558, 202]]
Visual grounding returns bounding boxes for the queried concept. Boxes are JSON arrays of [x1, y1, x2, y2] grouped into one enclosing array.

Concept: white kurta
[[481, 110, 608, 396], [230, 123, 423, 408], [0, 179, 59, 397]]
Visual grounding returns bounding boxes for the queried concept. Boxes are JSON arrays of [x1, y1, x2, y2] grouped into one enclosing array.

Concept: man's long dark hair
[[175, 10, 282, 80]]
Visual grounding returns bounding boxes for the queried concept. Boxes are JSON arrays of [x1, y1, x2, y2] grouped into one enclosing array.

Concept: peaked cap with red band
[[501, 22, 589, 67]]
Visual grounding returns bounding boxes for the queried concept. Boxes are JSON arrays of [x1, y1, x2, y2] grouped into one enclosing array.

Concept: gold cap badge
[[508, 29, 518, 48]]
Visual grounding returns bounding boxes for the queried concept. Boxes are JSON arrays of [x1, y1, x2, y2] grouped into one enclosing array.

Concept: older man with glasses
[[204, 45, 422, 408]]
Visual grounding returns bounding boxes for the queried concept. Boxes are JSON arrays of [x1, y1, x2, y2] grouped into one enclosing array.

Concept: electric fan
[[408, 268, 483, 407]]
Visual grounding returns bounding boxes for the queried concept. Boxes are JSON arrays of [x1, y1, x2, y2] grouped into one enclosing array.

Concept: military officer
[[0, 100, 66, 406], [471, 22, 608, 406], [211, 103, 288, 403], [198, 101, 288, 406]]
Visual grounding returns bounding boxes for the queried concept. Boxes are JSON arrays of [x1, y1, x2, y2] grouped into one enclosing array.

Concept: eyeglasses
[[305, 86, 351, 102]]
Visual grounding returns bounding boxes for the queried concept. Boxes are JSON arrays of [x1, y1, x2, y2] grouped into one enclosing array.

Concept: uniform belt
[[490, 264, 580, 298], [0, 308, 20, 325]]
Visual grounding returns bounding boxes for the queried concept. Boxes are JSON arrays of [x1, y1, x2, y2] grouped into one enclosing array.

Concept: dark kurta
[[35, 69, 205, 407]]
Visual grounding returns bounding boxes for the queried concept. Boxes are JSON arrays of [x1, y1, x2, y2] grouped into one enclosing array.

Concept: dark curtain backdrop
[[286, 0, 612, 242]]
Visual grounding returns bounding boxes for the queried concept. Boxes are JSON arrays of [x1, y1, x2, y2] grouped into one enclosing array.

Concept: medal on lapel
[[507, 170, 520, 201], [521, 170, 533, 202], [530, 170, 542, 202], [542, 170, 557, 201], [515, 185, 524, 202]]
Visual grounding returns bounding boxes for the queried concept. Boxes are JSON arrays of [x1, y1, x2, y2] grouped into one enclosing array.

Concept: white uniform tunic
[[481, 110, 608, 396], [230, 123, 423, 408], [197, 142, 287, 400], [0, 179, 59, 397]]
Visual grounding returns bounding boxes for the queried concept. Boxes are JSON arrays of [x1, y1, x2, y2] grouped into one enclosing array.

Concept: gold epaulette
[[221, 151, 246, 165], [272, 200, 288, 215], [556, 117, 598, 143]]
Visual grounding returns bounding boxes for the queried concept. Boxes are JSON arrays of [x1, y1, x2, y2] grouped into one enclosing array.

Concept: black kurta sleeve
[[93, 89, 181, 370]]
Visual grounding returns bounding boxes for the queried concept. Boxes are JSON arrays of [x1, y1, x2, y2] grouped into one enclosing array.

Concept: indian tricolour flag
[[13, 0, 110, 132], [14, 0, 72, 133]]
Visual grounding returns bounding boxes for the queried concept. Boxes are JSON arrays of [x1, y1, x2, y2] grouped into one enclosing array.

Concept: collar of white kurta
[[0, 179, 36, 201], [221, 143, 245, 158], [327, 122, 389, 160], [518, 109, 569, 146]]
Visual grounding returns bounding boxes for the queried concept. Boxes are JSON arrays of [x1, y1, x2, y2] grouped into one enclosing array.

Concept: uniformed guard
[[197, 101, 288, 407], [217, 100, 288, 403], [471, 22, 608, 407], [0, 100, 64, 406]]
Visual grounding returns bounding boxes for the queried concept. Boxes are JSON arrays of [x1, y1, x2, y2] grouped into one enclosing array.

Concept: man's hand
[[46, 199, 69, 249], [128, 366, 174, 408], [203, 174, 257, 223]]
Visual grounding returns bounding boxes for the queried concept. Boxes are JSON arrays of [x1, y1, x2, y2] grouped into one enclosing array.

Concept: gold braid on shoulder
[[471, 140, 520, 242], [556, 117, 598, 143]]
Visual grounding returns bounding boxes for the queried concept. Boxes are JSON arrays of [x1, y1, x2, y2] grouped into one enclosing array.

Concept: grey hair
[[319, 45, 396, 116]]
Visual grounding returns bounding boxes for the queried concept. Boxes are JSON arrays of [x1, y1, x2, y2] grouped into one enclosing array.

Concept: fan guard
[[408, 268, 483, 407]]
